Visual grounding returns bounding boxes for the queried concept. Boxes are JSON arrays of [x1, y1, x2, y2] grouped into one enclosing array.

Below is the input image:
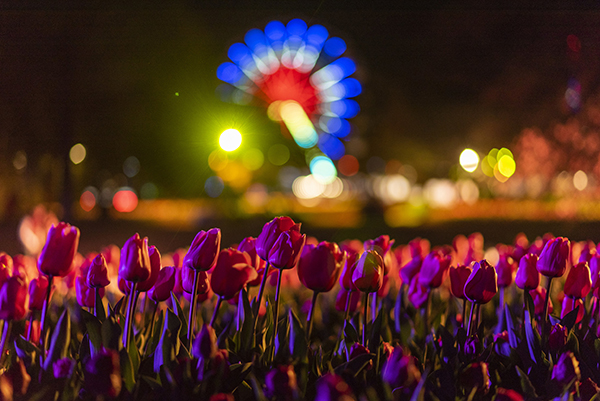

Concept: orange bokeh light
[[113, 189, 138, 213], [338, 154, 359, 176], [79, 191, 96, 212]]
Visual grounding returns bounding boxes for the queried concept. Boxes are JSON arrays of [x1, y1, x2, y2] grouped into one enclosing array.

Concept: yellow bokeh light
[[481, 155, 495, 177], [497, 155, 516, 178], [242, 148, 264, 171], [574, 170, 588, 191], [219, 129, 242, 152], [459, 148, 479, 173], [493, 164, 509, 182], [208, 150, 228, 171], [267, 101, 283, 121], [279, 100, 318, 148], [70, 143, 86, 165], [268, 144, 290, 166]]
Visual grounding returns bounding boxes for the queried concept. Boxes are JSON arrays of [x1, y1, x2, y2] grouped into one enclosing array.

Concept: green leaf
[[43, 309, 71, 371], [146, 310, 164, 357], [334, 353, 374, 377], [504, 303, 519, 349], [101, 315, 122, 351], [369, 304, 385, 350], [81, 308, 102, 354], [154, 329, 175, 374], [223, 362, 253, 393], [14, 335, 40, 368], [409, 367, 429, 401], [515, 365, 538, 398], [288, 308, 307, 362], [343, 321, 359, 345], [170, 292, 188, 345], [560, 305, 580, 331], [95, 289, 106, 322], [120, 347, 136, 392], [274, 311, 290, 361], [235, 288, 254, 356]]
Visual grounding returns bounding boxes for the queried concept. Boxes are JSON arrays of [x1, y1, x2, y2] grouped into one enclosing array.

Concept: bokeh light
[[459, 148, 479, 173], [123, 156, 141, 178], [268, 144, 290, 166], [208, 150, 229, 171], [140, 182, 159, 199], [112, 188, 138, 212], [205, 176, 225, 198], [573, 170, 588, 191], [337, 154, 359, 176], [13, 151, 27, 170], [219, 129, 242, 152], [279, 100, 319, 148], [69, 143, 86, 165], [241, 148, 264, 170], [309, 155, 337, 184], [79, 188, 98, 212]]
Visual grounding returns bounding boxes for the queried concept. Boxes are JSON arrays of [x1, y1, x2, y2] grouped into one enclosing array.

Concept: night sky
[[2, 1, 600, 200]]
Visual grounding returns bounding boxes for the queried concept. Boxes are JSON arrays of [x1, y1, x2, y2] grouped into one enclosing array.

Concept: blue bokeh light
[[318, 134, 345, 160], [216, 62, 244, 84], [205, 176, 225, 198], [306, 24, 328, 48], [323, 37, 346, 57], [341, 78, 362, 97], [330, 99, 360, 119], [287, 19, 307, 37]]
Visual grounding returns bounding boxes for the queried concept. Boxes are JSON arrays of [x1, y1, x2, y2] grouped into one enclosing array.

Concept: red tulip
[[339, 244, 359, 291], [0, 276, 29, 320], [589, 254, 600, 291], [268, 230, 306, 270], [0, 253, 13, 271], [464, 260, 497, 304], [530, 286, 553, 316], [148, 266, 176, 303], [136, 246, 161, 292], [563, 261, 591, 299], [399, 255, 422, 284], [237, 237, 266, 287], [192, 324, 218, 359], [351, 250, 383, 293], [211, 248, 258, 300], [495, 249, 516, 288], [537, 237, 570, 278], [364, 235, 395, 275], [28, 276, 49, 310], [183, 228, 221, 272], [118, 233, 151, 283], [449, 264, 472, 300], [298, 242, 345, 293], [76, 276, 103, 308], [418, 250, 451, 288], [578, 240, 596, 263], [255, 216, 300, 261], [561, 296, 584, 324], [548, 323, 568, 352], [515, 253, 540, 290], [551, 351, 580, 387], [335, 288, 360, 313], [37, 222, 80, 278], [182, 267, 210, 295], [87, 254, 110, 289]]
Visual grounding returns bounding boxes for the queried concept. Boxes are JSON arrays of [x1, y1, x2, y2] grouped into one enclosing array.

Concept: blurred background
[[2, 0, 600, 255]]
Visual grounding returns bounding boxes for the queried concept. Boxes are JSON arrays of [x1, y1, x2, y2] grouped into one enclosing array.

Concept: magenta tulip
[[37, 222, 80, 278], [183, 228, 221, 272]]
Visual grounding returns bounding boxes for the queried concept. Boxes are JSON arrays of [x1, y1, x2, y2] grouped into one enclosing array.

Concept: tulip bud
[[264, 365, 298, 401], [84, 349, 122, 397], [183, 228, 221, 272], [464, 260, 498, 304], [495, 388, 524, 401], [351, 250, 383, 293], [0, 276, 29, 320], [551, 351, 580, 387], [459, 362, 491, 395], [495, 250, 516, 288], [515, 253, 540, 290], [237, 237, 266, 287], [530, 286, 553, 316], [334, 288, 360, 313], [87, 254, 110, 289], [211, 248, 257, 300], [136, 245, 161, 292], [28, 275, 49, 310], [298, 242, 345, 293], [118, 233, 151, 283], [537, 237, 570, 278], [418, 250, 451, 288], [268, 230, 306, 270], [339, 247, 359, 291], [37, 222, 80, 278], [407, 274, 429, 309], [449, 264, 472, 299], [315, 373, 355, 401], [148, 266, 176, 303], [590, 254, 600, 291], [548, 323, 568, 352], [364, 235, 395, 275], [76, 276, 104, 308], [382, 346, 421, 389], [563, 261, 592, 299], [255, 216, 300, 261], [193, 324, 217, 359]]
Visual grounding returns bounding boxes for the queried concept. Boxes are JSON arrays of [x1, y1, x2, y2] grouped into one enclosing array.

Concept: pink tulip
[[37, 222, 80, 278]]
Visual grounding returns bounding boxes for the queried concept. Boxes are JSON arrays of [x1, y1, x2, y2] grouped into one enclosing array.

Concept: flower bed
[[0, 217, 598, 400]]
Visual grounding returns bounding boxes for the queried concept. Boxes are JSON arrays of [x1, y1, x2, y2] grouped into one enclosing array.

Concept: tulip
[[268, 230, 306, 270], [37, 222, 80, 278], [334, 288, 360, 314], [564, 261, 592, 299], [407, 274, 429, 309], [0, 276, 29, 360], [148, 266, 176, 303], [339, 245, 359, 292], [382, 346, 421, 389], [193, 323, 218, 360], [1, 359, 31, 398], [495, 250, 516, 288], [209, 394, 234, 401], [530, 286, 553, 316], [53, 357, 75, 379], [418, 249, 451, 289], [399, 255, 422, 285], [28, 276, 48, 311], [548, 323, 568, 352], [579, 378, 600, 401], [551, 351, 580, 388], [459, 362, 491, 395], [87, 254, 110, 289], [135, 245, 161, 292], [209, 248, 257, 326], [183, 228, 221, 347], [297, 241, 345, 340], [83, 349, 122, 398], [449, 264, 472, 327], [314, 373, 355, 401], [255, 217, 300, 261], [537, 236, 570, 278], [264, 365, 298, 401], [76, 276, 104, 308], [364, 235, 395, 275], [237, 237, 266, 287], [590, 253, 600, 291], [464, 260, 497, 337], [561, 296, 584, 324], [515, 253, 540, 290], [352, 250, 383, 294]]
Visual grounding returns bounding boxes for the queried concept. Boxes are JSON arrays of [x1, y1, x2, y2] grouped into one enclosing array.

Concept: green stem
[[270, 268, 284, 365], [26, 314, 34, 342], [253, 262, 270, 349], [40, 275, 53, 350], [144, 301, 159, 357], [187, 269, 201, 348], [362, 291, 369, 347], [542, 277, 553, 341], [462, 298, 467, 329], [306, 291, 319, 341], [467, 301, 475, 337], [0, 320, 11, 366], [123, 282, 138, 351], [93, 288, 99, 318], [209, 296, 224, 327]]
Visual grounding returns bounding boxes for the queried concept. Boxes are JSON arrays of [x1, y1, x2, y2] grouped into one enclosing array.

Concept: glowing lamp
[[219, 129, 242, 152], [459, 148, 479, 173]]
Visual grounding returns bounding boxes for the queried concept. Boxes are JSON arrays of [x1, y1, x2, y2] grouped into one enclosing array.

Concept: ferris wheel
[[216, 18, 361, 183]]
